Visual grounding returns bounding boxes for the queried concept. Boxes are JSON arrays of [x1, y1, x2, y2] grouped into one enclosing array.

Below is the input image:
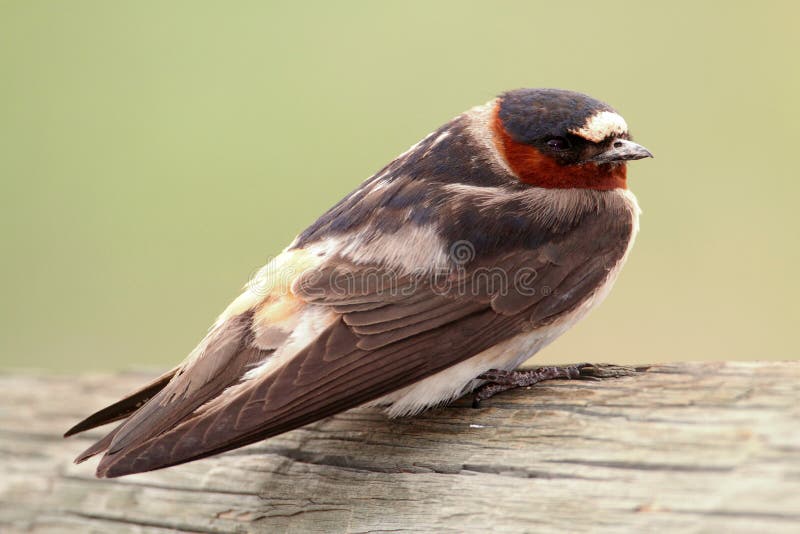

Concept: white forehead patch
[[569, 110, 628, 142]]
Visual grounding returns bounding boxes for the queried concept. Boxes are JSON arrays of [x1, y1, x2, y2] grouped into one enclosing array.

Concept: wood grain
[[1, 362, 799, 533]]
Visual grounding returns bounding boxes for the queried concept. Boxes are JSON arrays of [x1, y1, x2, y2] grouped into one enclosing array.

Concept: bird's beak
[[591, 139, 653, 164]]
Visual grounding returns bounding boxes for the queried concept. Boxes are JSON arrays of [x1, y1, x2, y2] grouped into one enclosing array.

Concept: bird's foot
[[472, 363, 641, 408]]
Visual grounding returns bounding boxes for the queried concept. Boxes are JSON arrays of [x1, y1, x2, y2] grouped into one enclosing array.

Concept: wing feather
[[97, 307, 523, 477], [70, 177, 635, 477], [72, 311, 272, 461], [64, 367, 178, 437], [91, 207, 631, 477]]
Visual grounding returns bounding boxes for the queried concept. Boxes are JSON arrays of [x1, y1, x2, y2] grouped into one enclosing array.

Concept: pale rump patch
[[216, 248, 323, 325], [243, 304, 338, 381], [569, 110, 628, 142], [195, 304, 338, 417], [251, 293, 305, 349]]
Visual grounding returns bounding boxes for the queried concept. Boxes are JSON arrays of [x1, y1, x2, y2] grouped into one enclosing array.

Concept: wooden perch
[[1, 362, 799, 533]]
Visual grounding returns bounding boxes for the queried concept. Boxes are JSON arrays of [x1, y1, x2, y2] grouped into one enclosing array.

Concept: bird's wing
[[69, 194, 630, 477]]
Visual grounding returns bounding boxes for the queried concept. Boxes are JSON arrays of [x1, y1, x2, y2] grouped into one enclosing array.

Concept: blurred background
[[1, 1, 797, 372]]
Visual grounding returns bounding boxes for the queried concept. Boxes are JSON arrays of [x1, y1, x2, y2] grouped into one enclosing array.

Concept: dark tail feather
[[74, 422, 125, 463], [64, 368, 177, 438]]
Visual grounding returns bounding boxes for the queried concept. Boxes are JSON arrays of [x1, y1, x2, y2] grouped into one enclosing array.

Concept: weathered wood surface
[[1, 362, 799, 533]]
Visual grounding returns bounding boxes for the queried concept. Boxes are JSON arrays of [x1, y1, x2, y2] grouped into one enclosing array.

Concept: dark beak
[[591, 139, 653, 164]]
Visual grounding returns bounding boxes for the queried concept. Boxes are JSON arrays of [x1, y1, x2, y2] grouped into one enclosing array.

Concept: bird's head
[[492, 88, 652, 190]]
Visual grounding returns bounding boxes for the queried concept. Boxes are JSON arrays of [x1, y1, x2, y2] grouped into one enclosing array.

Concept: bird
[[65, 88, 652, 478]]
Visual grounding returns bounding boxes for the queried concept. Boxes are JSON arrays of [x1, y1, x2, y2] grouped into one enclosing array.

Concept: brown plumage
[[66, 88, 652, 477]]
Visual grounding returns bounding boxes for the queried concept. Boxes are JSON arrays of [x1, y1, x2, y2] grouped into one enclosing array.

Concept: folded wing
[[68, 200, 629, 477]]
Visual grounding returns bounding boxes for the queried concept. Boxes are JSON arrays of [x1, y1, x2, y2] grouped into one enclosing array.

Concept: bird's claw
[[472, 362, 640, 408]]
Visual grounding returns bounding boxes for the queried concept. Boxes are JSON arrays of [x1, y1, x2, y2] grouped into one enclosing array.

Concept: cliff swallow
[[66, 88, 652, 477]]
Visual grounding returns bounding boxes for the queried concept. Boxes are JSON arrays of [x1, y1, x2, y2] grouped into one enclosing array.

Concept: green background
[[1, 1, 798, 371]]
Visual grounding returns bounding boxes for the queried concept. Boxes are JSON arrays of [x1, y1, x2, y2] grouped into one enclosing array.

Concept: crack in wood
[[2, 362, 799, 533], [545, 459, 735, 473], [64, 510, 231, 533]]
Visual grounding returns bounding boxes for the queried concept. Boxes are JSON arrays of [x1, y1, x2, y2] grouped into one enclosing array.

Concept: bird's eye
[[546, 137, 571, 151]]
